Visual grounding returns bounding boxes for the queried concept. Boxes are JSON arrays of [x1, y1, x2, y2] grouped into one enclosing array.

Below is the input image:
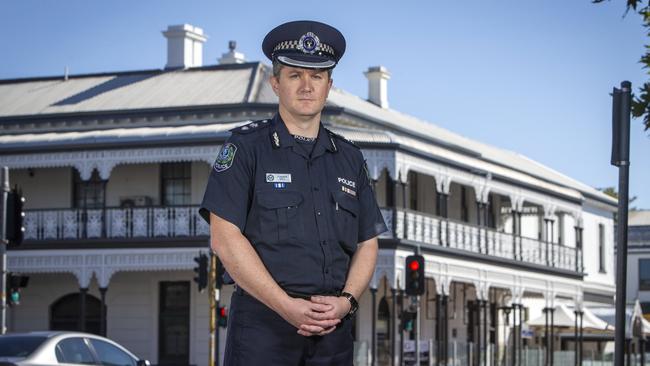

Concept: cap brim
[[276, 55, 336, 69]]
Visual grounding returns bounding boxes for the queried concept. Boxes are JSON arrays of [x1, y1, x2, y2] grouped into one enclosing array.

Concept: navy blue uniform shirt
[[199, 114, 387, 294]]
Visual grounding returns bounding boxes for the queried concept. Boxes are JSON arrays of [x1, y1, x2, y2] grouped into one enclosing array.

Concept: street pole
[[208, 251, 217, 366], [611, 81, 632, 366], [415, 295, 421, 366], [0, 167, 9, 334]]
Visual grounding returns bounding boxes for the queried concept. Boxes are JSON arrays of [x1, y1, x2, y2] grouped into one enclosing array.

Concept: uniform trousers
[[224, 287, 354, 365]]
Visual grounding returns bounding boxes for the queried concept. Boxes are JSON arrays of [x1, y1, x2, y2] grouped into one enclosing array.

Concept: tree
[[598, 186, 638, 208], [594, 0, 650, 130]]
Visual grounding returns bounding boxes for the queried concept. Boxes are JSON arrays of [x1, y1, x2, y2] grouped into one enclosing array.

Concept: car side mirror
[[136, 360, 151, 366]]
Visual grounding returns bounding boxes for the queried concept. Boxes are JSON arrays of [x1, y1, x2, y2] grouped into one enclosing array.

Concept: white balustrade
[[23, 204, 579, 272], [24, 205, 207, 240]]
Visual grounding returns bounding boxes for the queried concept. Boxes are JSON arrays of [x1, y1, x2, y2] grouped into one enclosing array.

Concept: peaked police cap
[[262, 20, 346, 69]]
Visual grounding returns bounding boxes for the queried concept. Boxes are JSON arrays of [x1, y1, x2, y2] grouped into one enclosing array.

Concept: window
[[639, 259, 650, 291], [50, 293, 102, 335], [599, 224, 606, 273], [89, 339, 136, 366], [158, 282, 190, 365], [56, 338, 96, 364], [74, 170, 105, 209], [558, 214, 564, 246], [0, 336, 46, 357], [161, 163, 191, 206], [408, 171, 418, 210], [460, 186, 469, 222]]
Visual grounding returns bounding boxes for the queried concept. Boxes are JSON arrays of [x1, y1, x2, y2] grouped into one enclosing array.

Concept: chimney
[[364, 66, 390, 108], [218, 41, 247, 64], [162, 24, 207, 69]]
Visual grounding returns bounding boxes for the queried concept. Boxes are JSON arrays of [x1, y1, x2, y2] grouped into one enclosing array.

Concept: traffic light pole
[[0, 167, 9, 334], [208, 252, 217, 366], [415, 296, 421, 366], [611, 82, 632, 366]]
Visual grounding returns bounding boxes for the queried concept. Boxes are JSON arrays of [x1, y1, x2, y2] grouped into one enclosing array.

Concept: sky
[[1, 0, 648, 209]]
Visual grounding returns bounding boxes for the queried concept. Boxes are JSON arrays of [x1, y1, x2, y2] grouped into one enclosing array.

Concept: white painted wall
[[106, 164, 160, 207], [582, 203, 615, 288], [10, 168, 72, 209]]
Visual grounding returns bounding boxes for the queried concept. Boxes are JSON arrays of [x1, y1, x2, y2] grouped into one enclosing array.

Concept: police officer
[[199, 20, 387, 365]]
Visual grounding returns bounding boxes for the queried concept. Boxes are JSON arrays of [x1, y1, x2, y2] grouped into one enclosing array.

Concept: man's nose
[[299, 75, 313, 92]]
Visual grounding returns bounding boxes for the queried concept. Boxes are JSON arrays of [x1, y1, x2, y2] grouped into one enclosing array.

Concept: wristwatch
[[340, 292, 359, 320]]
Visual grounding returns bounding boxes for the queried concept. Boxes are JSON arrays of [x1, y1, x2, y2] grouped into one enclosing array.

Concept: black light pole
[[611, 81, 632, 366]]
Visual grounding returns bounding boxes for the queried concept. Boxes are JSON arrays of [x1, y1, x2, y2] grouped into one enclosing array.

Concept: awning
[[589, 300, 650, 337], [527, 304, 613, 332]]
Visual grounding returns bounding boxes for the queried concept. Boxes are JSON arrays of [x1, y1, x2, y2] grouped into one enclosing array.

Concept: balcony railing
[[380, 208, 583, 273], [24, 205, 209, 240], [23, 205, 582, 273]]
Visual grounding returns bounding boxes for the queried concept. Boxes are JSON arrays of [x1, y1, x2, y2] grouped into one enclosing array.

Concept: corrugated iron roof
[[0, 64, 615, 205], [0, 64, 265, 117]]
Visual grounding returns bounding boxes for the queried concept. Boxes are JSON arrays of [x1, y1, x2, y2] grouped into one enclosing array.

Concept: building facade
[[0, 24, 616, 365]]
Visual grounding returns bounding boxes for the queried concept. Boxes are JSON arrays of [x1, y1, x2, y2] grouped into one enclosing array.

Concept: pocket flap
[[257, 190, 303, 209], [332, 191, 359, 216]]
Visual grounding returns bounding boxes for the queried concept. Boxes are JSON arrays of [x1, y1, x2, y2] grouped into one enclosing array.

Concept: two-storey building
[[0, 24, 616, 365]]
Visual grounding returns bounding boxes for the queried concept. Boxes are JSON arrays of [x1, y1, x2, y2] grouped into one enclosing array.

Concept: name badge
[[266, 173, 292, 183]]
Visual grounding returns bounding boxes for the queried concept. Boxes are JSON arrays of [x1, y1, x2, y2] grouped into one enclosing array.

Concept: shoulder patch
[[213, 142, 237, 172], [230, 119, 271, 134], [327, 130, 360, 149]]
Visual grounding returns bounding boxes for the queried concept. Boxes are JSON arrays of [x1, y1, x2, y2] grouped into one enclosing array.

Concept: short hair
[[272, 59, 333, 79]]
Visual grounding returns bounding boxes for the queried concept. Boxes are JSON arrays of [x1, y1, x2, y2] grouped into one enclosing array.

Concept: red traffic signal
[[405, 254, 425, 296], [217, 306, 228, 328], [409, 259, 420, 271]]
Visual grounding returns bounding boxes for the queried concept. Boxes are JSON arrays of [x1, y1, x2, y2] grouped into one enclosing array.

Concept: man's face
[[270, 65, 333, 120]]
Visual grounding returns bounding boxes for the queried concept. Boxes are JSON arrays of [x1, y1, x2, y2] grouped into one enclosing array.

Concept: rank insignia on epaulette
[[363, 160, 373, 183], [328, 132, 338, 152], [271, 131, 281, 148]]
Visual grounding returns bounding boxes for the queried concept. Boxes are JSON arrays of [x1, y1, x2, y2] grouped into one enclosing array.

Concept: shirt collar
[[270, 114, 338, 157]]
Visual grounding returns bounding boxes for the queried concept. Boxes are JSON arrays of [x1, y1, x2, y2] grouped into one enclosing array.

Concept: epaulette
[[327, 129, 360, 150], [230, 119, 272, 134]]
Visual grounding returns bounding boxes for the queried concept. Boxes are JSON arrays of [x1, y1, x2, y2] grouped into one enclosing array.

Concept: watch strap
[[341, 291, 359, 319]]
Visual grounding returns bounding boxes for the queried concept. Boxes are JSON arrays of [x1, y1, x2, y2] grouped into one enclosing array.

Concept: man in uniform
[[199, 20, 387, 365]]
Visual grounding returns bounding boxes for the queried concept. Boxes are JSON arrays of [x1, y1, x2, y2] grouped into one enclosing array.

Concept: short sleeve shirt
[[199, 114, 387, 294]]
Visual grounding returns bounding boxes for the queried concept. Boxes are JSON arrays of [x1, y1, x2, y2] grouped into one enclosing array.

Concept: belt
[[235, 285, 340, 300]]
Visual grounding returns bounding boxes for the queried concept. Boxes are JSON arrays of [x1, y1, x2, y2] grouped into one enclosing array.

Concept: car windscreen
[[0, 336, 47, 357]]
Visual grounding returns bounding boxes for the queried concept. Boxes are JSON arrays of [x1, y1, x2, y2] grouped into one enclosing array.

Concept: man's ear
[[270, 75, 280, 96]]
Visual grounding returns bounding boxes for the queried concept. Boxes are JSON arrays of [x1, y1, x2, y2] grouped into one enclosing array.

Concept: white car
[[0, 331, 150, 366]]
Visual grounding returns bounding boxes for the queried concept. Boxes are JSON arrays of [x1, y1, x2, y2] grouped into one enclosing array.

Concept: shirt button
[[317, 211, 321, 216]]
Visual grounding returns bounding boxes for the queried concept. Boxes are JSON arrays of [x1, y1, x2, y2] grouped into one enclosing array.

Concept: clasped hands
[[281, 295, 351, 337]]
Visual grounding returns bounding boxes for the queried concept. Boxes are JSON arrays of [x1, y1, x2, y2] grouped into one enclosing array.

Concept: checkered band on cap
[[273, 40, 336, 57]]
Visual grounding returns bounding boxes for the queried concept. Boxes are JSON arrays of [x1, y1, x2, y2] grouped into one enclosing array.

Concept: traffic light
[[6, 187, 25, 247], [401, 310, 415, 332], [214, 256, 225, 290], [6, 273, 29, 306], [217, 306, 228, 328], [193, 253, 208, 292], [405, 254, 425, 296]]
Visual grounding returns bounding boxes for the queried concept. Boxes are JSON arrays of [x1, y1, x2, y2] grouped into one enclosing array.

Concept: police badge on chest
[[267, 173, 292, 189]]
